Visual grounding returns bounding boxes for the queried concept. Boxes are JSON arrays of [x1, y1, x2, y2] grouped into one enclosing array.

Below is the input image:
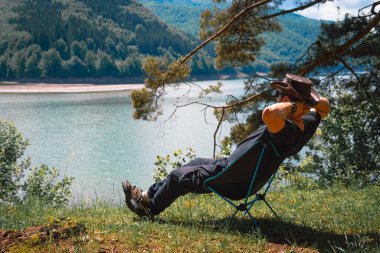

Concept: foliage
[[0, 119, 30, 202], [0, 119, 73, 205], [0, 0, 324, 79], [290, 11, 380, 187], [303, 77, 380, 187], [39, 49, 65, 77], [0, 0, 209, 78], [131, 57, 191, 120], [199, 82, 223, 98], [200, 0, 281, 69], [140, 0, 321, 70], [153, 148, 196, 182], [23, 165, 74, 205]]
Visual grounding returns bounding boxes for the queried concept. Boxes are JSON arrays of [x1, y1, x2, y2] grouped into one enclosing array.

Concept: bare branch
[[293, 41, 320, 66], [357, 1, 380, 17], [213, 108, 225, 158], [336, 56, 371, 99], [319, 66, 346, 82]]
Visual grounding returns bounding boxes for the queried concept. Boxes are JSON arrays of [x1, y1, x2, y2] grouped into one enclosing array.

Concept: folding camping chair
[[203, 140, 285, 228]]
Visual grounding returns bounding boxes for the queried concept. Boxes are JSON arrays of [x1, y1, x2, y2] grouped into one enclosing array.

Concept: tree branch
[[178, 0, 327, 66], [178, 0, 272, 65], [336, 56, 371, 99], [262, 0, 325, 20], [298, 9, 380, 75], [213, 108, 225, 158]]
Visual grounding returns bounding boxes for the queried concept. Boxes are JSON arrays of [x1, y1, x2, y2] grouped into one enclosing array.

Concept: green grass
[[1, 186, 379, 252]]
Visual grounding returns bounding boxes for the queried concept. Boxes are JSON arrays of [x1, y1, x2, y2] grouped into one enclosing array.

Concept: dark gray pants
[[147, 157, 228, 215]]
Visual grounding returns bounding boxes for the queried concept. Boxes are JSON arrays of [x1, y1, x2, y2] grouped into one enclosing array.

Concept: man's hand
[[311, 97, 331, 119]]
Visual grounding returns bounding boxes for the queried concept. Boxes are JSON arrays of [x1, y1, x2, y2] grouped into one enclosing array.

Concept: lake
[[0, 79, 246, 202]]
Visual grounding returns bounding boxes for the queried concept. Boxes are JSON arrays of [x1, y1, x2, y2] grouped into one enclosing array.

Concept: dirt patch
[[0, 219, 85, 252]]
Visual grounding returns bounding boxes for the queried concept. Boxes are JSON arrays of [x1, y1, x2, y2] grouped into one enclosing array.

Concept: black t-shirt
[[228, 111, 321, 164]]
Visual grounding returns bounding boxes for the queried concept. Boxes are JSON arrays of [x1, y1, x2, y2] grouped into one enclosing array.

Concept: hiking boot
[[122, 180, 152, 217]]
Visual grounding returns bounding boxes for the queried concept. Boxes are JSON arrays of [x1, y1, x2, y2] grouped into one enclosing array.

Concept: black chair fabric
[[204, 142, 284, 200]]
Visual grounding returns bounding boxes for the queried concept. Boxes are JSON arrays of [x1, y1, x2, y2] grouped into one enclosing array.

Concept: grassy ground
[[1, 186, 379, 252]]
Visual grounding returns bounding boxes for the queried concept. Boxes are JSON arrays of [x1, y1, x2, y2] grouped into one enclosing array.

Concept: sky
[[281, 0, 375, 21]]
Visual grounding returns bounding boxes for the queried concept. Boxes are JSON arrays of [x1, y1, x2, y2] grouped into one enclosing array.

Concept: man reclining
[[122, 74, 331, 217]]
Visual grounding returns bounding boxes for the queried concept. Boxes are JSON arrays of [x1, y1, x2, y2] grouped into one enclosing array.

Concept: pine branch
[[298, 10, 380, 75], [262, 0, 325, 20], [178, 0, 272, 65]]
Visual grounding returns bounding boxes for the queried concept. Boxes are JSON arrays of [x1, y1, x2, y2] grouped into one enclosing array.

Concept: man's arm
[[262, 96, 331, 133], [311, 97, 331, 119], [262, 101, 303, 133]]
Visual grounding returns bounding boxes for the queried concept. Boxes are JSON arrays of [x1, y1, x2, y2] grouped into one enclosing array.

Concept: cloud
[[288, 0, 374, 21]]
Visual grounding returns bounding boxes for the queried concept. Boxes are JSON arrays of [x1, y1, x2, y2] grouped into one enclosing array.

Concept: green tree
[[26, 44, 42, 58], [105, 37, 117, 57], [70, 41, 87, 60], [39, 48, 64, 77], [0, 56, 7, 77], [66, 56, 87, 77], [116, 42, 127, 59], [9, 50, 27, 78], [96, 50, 119, 77], [306, 82, 380, 186], [86, 38, 96, 51], [55, 39, 69, 60], [85, 51, 97, 76], [25, 52, 40, 77], [297, 12, 380, 186]]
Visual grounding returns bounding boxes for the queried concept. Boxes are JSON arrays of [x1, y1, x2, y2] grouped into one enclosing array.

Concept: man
[[122, 73, 331, 217]]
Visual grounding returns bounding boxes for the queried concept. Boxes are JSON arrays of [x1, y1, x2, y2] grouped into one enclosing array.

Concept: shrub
[[153, 148, 196, 182], [0, 119, 74, 205], [0, 119, 29, 202]]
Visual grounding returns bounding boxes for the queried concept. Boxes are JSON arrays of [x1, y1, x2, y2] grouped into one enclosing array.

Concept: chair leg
[[228, 209, 239, 225], [245, 210, 260, 229], [262, 198, 280, 220]]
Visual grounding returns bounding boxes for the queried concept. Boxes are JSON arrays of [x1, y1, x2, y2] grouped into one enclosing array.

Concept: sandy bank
[[0, 83, 145, 93]]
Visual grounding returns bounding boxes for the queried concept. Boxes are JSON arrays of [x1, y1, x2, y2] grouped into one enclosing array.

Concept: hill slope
[[139, 0, 322, 70], [0, 0, 198, 79], [0, 0, 324, 79]]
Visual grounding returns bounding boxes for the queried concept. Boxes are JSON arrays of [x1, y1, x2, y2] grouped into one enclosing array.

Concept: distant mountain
[[0, 0, 205, 79], [139, 0, 322, 71], [0, 0, 324, 80]]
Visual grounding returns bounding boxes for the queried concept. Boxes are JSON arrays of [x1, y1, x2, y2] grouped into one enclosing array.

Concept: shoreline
[[0, 74, 246, 94], [0, 83, 145, 93]]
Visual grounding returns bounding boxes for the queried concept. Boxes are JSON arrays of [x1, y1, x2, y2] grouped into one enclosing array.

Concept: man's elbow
[[262, 106, 280, 123]]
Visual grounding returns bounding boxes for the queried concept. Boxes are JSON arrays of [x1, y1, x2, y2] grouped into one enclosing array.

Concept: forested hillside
[[139, 0, 322, 71], [0, 0, 323, 80], [0, 0, 217, 79]]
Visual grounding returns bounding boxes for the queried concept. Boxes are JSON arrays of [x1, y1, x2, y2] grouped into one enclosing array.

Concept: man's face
[[276, 90, 311, 115]]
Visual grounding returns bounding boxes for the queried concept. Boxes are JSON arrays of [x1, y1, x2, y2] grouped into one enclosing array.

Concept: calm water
[[0, 79, 245, 202]]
